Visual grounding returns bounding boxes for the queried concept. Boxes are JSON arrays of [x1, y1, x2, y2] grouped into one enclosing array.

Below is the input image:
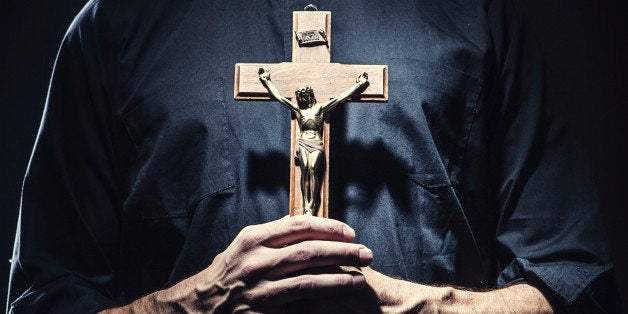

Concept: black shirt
[[8, 0, 619, 312]]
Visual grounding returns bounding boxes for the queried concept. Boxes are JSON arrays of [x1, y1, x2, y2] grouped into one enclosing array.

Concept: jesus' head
[[295, 86, 316, 108]]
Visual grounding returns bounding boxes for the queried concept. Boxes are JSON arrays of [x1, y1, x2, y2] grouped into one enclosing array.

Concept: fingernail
[[352, 273, 366, 288], [358, 247, 373, 263], [343, 225, 355, 239]]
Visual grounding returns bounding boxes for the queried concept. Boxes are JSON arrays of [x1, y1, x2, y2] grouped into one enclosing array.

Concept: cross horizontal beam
[[234, 62, 388, 101]]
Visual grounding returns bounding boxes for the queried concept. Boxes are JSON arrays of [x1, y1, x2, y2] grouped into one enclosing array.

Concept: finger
[[243, 272, 366, 306], [242, 215, 356, 249], [265, 241, 373, 278]]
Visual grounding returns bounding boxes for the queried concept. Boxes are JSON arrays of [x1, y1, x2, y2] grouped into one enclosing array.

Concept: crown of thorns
[[296, 86, 314, 95]]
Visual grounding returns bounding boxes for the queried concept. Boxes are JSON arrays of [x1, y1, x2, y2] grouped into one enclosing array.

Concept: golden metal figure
[[258, 68, 369, 215]]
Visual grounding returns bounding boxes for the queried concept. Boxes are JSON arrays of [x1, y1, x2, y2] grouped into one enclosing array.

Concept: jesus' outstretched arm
[[321, 72, 369, 114], [258, 68, 299, 113]]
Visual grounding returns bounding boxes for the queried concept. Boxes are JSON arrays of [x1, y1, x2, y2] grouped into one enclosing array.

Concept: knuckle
[[289, 215, 313, 233], [344, 248, 358, 261], [234, 227, 252, 246], [336, 274, 353, 286], [237, 236, 256, 251], [239, 225, 254, 236], [236, 226, 267, 250], [344, 246, 356, 261], [239, 260, 263, 277], [241, 290, 258, 304], [329, 224, 343, 237], [294, 245, 314, 262], [293, 276, 315, 293]]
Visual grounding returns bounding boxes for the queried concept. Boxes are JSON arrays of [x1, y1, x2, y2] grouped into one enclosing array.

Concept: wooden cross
[[234, 8, 388, 217]]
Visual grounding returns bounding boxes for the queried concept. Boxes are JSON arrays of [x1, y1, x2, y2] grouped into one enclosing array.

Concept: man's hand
[[308, 267, 553, 313], [101, 215, 372, 313]]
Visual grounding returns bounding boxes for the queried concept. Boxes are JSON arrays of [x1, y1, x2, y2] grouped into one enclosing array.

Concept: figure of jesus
[[258, 68, 369, 215]]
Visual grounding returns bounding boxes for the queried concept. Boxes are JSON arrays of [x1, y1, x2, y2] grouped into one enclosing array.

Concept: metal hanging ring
[[304, 4, 318, 11]]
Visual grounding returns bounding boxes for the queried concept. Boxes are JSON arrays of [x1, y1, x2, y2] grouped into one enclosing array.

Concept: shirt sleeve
[[8, 1, 121, 312], [486, 1, 621, 312]]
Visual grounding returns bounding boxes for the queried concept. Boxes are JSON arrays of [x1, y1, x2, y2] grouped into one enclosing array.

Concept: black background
[[1, 0, 627, 311]]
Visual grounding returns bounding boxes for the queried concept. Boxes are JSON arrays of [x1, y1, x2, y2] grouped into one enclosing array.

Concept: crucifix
[[234, 6, 388, 217]]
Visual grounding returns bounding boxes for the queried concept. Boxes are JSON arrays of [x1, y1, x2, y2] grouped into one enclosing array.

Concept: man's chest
[[111, 0, 494, 298]]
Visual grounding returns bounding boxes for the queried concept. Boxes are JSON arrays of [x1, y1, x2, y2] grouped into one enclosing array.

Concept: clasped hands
[[104, 216, 554, 313], [156, 215, 378, 313]]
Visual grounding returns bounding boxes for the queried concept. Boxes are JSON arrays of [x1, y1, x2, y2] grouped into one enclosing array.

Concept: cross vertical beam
[[290, 11, 331, 217]]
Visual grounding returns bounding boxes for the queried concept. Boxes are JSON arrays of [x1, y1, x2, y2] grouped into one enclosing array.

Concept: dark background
[[1, 0, 626, 311]]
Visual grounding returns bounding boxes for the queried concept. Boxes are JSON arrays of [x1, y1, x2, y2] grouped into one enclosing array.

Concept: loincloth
[[298, 137, 324, 153]]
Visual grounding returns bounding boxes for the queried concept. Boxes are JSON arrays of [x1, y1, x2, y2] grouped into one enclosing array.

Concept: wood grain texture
[[292, 11, 330, 63], [234, 63, 388, 101]]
